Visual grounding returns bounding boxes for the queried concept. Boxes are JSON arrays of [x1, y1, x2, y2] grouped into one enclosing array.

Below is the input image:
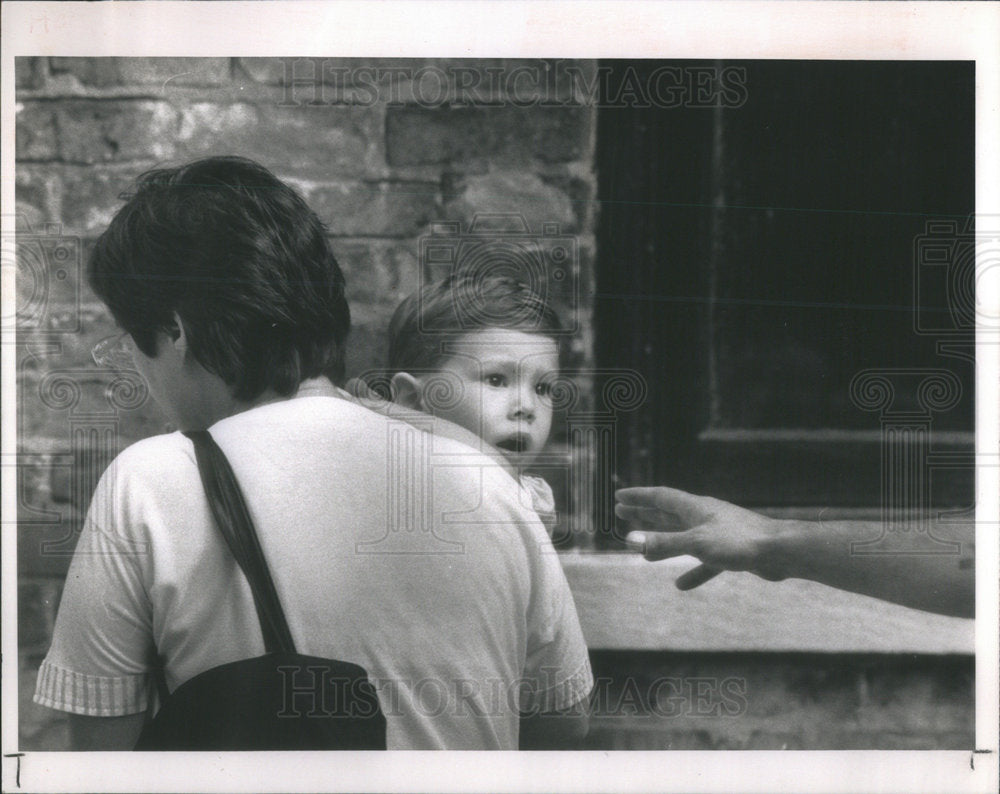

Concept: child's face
[[423, 328, 559, 466]]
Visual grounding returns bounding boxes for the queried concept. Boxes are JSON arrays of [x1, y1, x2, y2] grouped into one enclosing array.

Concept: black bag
[[134, 430, 387, 750]]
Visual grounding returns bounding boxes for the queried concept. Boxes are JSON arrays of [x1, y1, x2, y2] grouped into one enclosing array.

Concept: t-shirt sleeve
[[519, 528, 594, 714], [34, 458, 155, 716]]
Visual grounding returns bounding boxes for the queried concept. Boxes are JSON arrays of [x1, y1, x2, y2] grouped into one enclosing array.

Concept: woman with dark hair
[[34, 157, 592, 750]]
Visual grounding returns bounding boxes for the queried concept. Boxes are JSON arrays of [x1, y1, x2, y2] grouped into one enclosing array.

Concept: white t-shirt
[[34, 384, 592, 749]]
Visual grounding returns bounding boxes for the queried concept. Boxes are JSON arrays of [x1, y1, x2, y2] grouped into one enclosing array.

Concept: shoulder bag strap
[[183, 429, 296, 655]]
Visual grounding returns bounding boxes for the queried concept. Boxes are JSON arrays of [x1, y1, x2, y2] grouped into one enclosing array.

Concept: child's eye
[[535, 381, 552, 397], [485, 374, 507, 387]]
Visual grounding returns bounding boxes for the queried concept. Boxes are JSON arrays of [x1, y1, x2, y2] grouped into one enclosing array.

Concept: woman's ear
[[389, 372, 424, 410], [169, 313, 188, 354]]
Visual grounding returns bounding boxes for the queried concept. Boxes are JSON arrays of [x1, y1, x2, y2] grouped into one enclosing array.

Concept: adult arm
[[615, 486, 974, 618], [33, 452, 157, 749]]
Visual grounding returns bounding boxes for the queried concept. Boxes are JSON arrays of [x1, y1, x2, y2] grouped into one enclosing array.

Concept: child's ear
[[389, 372, 425, 410]]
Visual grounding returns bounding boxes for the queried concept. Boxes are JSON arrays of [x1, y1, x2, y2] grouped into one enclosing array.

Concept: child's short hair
[[388, 273, 563, 373]]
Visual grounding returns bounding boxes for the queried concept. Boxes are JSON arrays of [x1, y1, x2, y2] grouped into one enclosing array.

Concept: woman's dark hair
[[388, 273, 563, 373], [89, 156, 350, 399]]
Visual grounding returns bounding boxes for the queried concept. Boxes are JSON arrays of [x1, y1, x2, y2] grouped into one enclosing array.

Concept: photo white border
[[2, 2, 997, 792]]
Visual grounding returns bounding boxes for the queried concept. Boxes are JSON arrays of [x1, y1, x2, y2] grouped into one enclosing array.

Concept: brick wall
[[14, 57, 972, 751], [15, 57, 598, 553]]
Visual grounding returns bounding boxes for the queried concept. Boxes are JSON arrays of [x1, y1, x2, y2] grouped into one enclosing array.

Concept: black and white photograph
[[2, 2, 998, 793]]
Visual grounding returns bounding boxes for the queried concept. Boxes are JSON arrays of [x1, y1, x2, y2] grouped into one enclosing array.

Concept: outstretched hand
[[615, 486, 786, 590]]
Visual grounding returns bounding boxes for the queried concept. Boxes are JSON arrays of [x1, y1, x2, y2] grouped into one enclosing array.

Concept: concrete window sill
[[559, 552, 974, 654]]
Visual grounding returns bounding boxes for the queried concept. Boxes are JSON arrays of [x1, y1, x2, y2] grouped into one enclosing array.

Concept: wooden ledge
[[559, 552, 974, 654]]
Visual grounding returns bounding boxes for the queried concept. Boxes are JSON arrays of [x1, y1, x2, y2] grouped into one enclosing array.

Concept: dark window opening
[[595, 60, 975, 543]]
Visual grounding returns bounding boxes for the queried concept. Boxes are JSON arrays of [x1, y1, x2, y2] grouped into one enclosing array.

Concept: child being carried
[[383, 273, 563, 532]]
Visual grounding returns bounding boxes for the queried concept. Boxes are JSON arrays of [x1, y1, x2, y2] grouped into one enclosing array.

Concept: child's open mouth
[[495, 435, 530, 454]]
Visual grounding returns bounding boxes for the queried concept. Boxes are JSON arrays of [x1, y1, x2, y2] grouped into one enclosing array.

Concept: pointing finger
[[615, 486, 715, 525], [675, 564, 724, 590], [624, 530, 692, 562], [614, 503, 687, 531]]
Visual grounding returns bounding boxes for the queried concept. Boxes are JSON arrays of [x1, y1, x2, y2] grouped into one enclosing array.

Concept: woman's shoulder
[[79, 432, 203, 546], [116, 430, 193, 467], [100, 431, 197, 497]]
